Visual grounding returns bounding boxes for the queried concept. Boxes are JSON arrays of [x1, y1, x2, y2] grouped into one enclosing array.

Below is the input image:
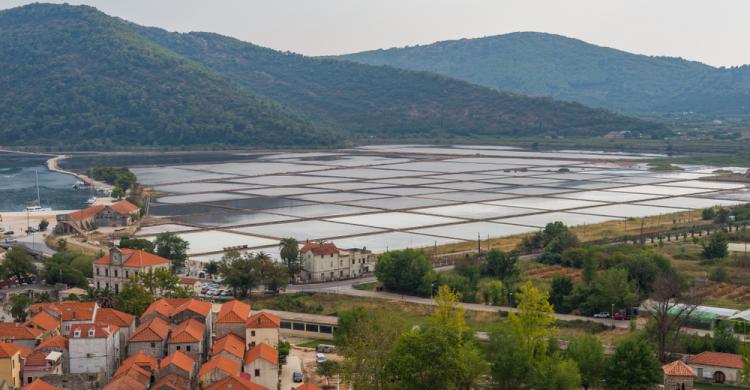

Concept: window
[[89, 329, 95, 337], [27, 377, 32, 384], [320, 326, 333, 334], [176, 346, 180, 350], [292, 322, 305, 331], [114, 270, 118, 277], [151, 343, 155, 348], [125, 271, 129, 278], [115, 284, 119, 294], [96, 267, 100, 276], [105, 268, 109, 276], [186, 345, 191, 352], [280, 321, 291, 329], [251, 330, 256, 337], [254, 369, 260, 377], [73, 330, 81, 338], [352, 259, 355, 264], [305, 324, 319, 332], [96, 282, 100, 289]]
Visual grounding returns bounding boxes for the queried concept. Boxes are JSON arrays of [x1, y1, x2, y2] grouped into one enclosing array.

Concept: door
[[714, 371, 726, 383]]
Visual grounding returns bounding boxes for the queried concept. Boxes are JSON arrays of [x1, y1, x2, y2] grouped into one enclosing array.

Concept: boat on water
[[25, 169, 52, 213], [86, 196, 98, 205]]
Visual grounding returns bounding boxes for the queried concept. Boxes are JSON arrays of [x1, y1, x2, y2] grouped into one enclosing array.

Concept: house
[[662, 360, 694, 390], [118, 352, 157, 377], [29, 301, 98, 336], [141, 299, 213, 338], [152, 373, 190, 390], [0, 323, 44, 349], [68, 323, 119, 382], [24, 311, 61, 339], [93, 248, 170, 294], [54, 200, 140, 235], [179, 278, 202, 295], [243, 343, 278, 390], [204, 375, 267, 390], [167, 318, 206, 360], [128, 317, 170, 359], [245, 312, 280, 349], [22, 350, 62, 387], [112, 362, 151, 389], [34, 336, 67, 374], [300, 242, 374, 282], [104, 365, 149, 390], [211, 334, 245, 366], [0, 342, 32, 389], [21, 379, 61, 390], [158, 350, 196, 382], [198, 355, 240, 388], [215, 300, 250, 339], [688, 351, 743, 385], [94, 308, 136, 360]]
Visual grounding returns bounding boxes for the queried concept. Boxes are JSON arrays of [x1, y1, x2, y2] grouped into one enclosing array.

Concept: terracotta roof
[[141, 298, 211, 320], [663, 360, 695, 377], [160, 350, 196, 373], [246, 312, 281, 329], [169, 318, 205, 344], [113, 363, 150, 382], [180, 277, 199, 285], [198, 355, 241, 378], [0, 322, 44, 340], [103, 374, 148, 390], [129, 317, 170, 343], [0, 342, 32, 358], [244, 343, 278, 366], [300, 242, 339, 256], [217, 300, 251, 324], [24, 311, 60, 332], [68, 204, 105, 221], [23, 350, 50, 367], [95, 308, 136, 329], [35, 335, 67, 351], [212, 334, 245, 360], [119, 351, 158, 373], [30, 301, 97, 322], [295, 384, 323, 390], [152, 374, 190, 390], [689, 351, 743, 369], [22, 379, 61, 390], [94, 248, 170, 268], [109, 200, 140, 216], [205, 375, 267, 390], [69, 323, 113, 339]]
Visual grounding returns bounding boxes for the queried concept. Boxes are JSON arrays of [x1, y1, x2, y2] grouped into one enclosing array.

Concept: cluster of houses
[[663, 351, 746, 388]]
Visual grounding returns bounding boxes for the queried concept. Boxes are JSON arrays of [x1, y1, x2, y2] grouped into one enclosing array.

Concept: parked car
[[613, 312, 628, 321], [593, 312, 610, 318], [316, 353, 327, 364], [293, 371, 303, 383], [4, 238, 18, 244], [221, 290, 232, 296], [317, 344, 336, 353], [3, 231, 14, 236]]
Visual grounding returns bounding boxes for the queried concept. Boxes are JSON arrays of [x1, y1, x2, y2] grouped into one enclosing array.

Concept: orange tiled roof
[[23, 350, 50, 367], [295, 384, 323, 390], [205, 375, 267, 390], [22, 379, 61, 390], [0, 342, 32, 358], [0, 322, 43, 340], [30, 301, 97, 322], [119, 351, 158, 373], [69, 323, 113, 339], [246, 312, 281, 329], [24, 311, 60, 332], [662, 360, 695, 377], [94, 248, 170, 268], [300, 242, 339, 256], [68, 204, 105, 222], [689, 351, 743, 369], [129, 317, 170, 343], [140, 298, 211, 320], [198, 355, 241, 378], [244, 342, 278, 366], [103, 374, 148, 390], [95, 308, 136, 329], [169, 318, 205, 344], [109, 200, 140, 216], [217, 300, 251, 324], [160, 350, 196, 373], [212, 334, 245, 360], [180, 277, 199, 285], [152, 374, 189, 390], [35, 335, 67, 351], [113, 363, 150, 382]]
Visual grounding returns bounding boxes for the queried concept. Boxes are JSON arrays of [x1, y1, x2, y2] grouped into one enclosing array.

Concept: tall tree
[[204, 260, 219, 279], [10, 294, 32, 322], [279, 237, 301, 276], [117, 281, 155, 316], [483, 249, 519, 281], [565, 335, 605, 390], [531, 356, 581, 390], [154, 232, 189, 268], [549, 275, 574, 313], [375, 249, 433, 295], [702, 230, 729, 259], [218, 251, 261, 297], [508, 281, 557, 365], [604, 335, 661, 390], [1, 246, 36, 282]]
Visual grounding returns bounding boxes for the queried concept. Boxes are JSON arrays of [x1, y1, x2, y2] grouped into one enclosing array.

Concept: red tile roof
[[160, 350, 196, 374], [246, 312, 281, 329], [95, 308, 136, 329], [169, 318, 205, 344], [0, 322, 44, 340], [35, 335, 67, 351], [103, 374, 148, 390], [23, 350, 50, 367], [22, 379, 61, 390], [205, 375, 267, 390], [217, 300, 251, 324], [180, 277, 199, 285], [689, 351, 743, 369], [300, 242, 339, 256], [94, 248, 170, 268], [199, 355, 241, 378], [152, 374, 190, 390], [663, 360, 695, 377], [69, 323, 113, 339], [68, 205, 105, 222], [129, 317, 170, 343], [24, 311, 60, 332], [244, 342, 278, 366], [0, 342, 32, 358], [140, 298, 211, 320], [119, 351, 158, 373], [113, 363, 150, 383], [30, 301, 97, 322], [212, 334, 245, 360], [109, 200, 140, 216], [295, 384, 323, 390], [68, 201, 139, 222]]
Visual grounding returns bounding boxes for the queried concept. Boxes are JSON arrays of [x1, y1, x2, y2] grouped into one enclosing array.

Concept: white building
[[245, 312, 280, 349], [300, 242, 374, 282], [243, 343, 278, 390], [68, 323, 120, 382], [93, 247, 171, 294]]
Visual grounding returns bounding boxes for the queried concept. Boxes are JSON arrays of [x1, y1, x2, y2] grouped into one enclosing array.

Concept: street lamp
[[611, 303, 615, 329]]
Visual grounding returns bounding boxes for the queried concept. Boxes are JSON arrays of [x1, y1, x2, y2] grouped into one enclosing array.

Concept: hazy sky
[[2, 0, 748, 67]]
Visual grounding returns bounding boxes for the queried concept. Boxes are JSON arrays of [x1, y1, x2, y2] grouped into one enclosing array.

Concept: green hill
[[0, 5, 663, 148], [336, 32, 750, 115]]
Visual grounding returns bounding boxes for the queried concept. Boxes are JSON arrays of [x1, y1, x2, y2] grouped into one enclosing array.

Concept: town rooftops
[[688, 351, 743, 369], [95, 308, 136, 329], [212, 334, 245, 360], [119, 351, 158, 373], [0, 342, 32, 358], [300, 242, 340, 256], [244, 342, 278, 366], [104, 370, 149, 390], [35, 335, 67, 351], [141, 298, 212, 320], [22, 379, 61, 390], [169, 318, 206, 344], [94, 248, 170, 268], [24, 311, 60, 332], [160, 350, 196, 373], [246, 312, 281, 329], [662, 360, 694, 377], [30, 301, 97, 322], [69, 323, 113, 339], [129, 317, 170, 343], [217, 300, 251, 324], [113, 362, 150, 383], [152, 374, 190, 390], [23, 350, 60, 368], [199, 355, 241, 378], [205, 375, 268, 390], [0, 322, 44, 340]]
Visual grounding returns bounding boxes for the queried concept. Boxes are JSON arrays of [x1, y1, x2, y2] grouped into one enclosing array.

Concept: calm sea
[[0, 152, 90, 212]]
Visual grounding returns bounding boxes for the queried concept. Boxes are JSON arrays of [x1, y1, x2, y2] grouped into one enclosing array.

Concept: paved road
[[14, 231, 56, 257], [280, 354, 302, 390]]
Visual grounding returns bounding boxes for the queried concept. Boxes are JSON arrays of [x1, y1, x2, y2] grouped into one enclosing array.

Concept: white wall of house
[[243, 359, 278, 390], [246, 328, 278, 349], [69, 331, 118, 381], [690, 364, 739, 384]]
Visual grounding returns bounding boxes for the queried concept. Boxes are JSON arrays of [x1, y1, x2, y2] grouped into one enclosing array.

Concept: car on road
[[316, 353, 327, 364], [593, 312, 610, 318], [613, 312, 629, 321], [4, 238, 18, 244], [293, 371, 303, 383], [3, 231, 14, 236]]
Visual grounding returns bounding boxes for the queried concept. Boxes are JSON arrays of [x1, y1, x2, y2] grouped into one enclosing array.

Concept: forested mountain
[[0, 5, 662, 148], [336, 32, 750, 115]]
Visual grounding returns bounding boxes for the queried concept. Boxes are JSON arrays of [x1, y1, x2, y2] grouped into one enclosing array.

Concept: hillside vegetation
[[336, 32, 750, 115]]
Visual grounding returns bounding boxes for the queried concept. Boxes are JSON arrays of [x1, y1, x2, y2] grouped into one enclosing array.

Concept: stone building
[[688, 351, 743, 385], [93, 248, 170, 293], [54, 200, 140, 235], [300, 242, 374, 282], [215, 300, 251, 340], [663, 360, 694, 390]]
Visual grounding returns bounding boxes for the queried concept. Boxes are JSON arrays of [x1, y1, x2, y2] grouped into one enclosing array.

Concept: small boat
[[26, 170, 52, 213], [86, 196, 98, 205]]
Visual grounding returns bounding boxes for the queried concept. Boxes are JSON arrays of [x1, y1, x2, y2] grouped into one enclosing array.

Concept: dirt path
[[46, 154, 112, 190]]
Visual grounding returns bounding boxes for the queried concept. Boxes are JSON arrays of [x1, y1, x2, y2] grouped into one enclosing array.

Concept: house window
[[697, 368, 703, 377], [27, 377, 32, 384], [186, 345, 191, 352], [254, 369, 260, 377], [251, 330, 256, 337], [280, 321, 291, 329], [320, 326, 333, 334], [125, 271, 129, 278], [176, 346, 180, 350], [97, 282, 100, 289], [306, 324, 319, 332], [151, 343, 155, 348], [115, 284, 119, 294], [96, 267, 100, 276], [105, 268, 109, 276], [74, 330, 81, 338], [88, 329, 95, 337], [114, 270, 118, 277], [292, 323, 305, 331]]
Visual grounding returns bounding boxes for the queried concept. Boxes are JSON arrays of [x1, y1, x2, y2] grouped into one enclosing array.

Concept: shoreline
[[46, 154, 113, 190]]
